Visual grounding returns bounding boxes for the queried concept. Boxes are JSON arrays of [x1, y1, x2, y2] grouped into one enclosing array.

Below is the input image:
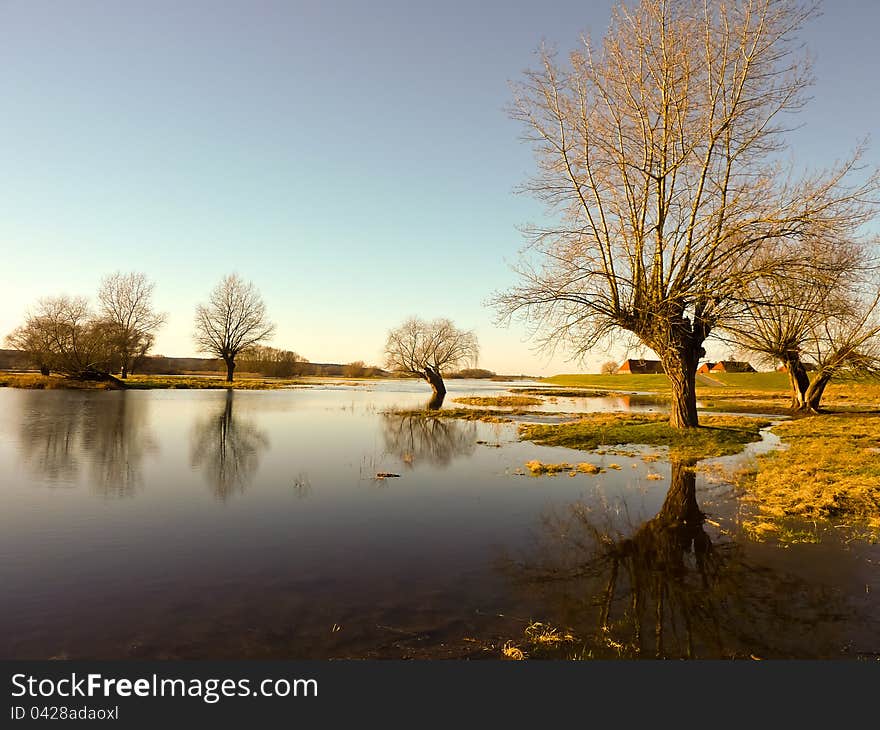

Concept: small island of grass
[[519, 413, 771, 460], [453, 395, 543, 407]]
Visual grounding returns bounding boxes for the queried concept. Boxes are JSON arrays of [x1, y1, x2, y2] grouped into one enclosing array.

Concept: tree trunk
[[423, 366, 446, 397], [783, 356, 810, 410], [661, 350, 700, 428], [39, 364, 50, 376], [426, 391, 446, 410], [804, 372, 831, 412], [121, 363, 128, 379], [225, 358, 235, 383]]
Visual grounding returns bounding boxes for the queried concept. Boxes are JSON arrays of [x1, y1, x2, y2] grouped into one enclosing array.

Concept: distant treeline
[[0, 347, 507, 380], [445, 368, 497, 379]]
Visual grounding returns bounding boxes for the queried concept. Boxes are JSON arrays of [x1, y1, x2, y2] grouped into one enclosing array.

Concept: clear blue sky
[[2, 0, 878, 374]]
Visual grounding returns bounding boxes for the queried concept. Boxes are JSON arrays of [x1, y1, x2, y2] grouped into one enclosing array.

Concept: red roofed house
[[617, 359, 665, 374], [710, 360, 756, 373]]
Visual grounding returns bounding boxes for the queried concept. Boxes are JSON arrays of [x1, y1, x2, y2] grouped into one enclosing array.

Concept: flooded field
[[1, 381, 877, 659]]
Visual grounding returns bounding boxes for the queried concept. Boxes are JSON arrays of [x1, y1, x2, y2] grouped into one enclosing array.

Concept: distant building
[[710, 360, 756, 373], [697, 362, 716, 374], [776, 363, 816, 373], [617, 358, 665, 374]]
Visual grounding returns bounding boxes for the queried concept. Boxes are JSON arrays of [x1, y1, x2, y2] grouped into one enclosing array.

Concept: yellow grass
[[0, 373, 115, 389], [453, 395, 543, 407], [740, 412, 880, 538]]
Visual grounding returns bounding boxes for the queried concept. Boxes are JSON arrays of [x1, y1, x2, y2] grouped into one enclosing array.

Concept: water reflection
[[500, 459, 854, 659], [190, 391, 269, 501], [382, 413, 476, 468], [17, 391, 156, 497]]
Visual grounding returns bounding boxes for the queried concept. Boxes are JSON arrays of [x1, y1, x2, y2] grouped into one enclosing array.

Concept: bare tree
[[6, 316, 55, 375], [193, 274, 275, 382], [724, 238, 880, 409], [493, 0, 879, 428], [384, 317, 479, 400], [98, 271, 166, 379], [796, 290, 880, 411], [6, 296, 114, 378], [600, 360, 619, 375]]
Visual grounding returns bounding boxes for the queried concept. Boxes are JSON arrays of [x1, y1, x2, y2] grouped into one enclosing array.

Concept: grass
[[519, 413, 771, 460], [122, 375, 308, 389], [386, 407, 526, 423], [511, 387, 628, 398], [0, 372, 309, 390], [453, 395, 542, 407], [543, 371, 791, 392], [525, 460, 601, 476], [740, 412, 880, 537], [0, 373, 116, 390], [500, 622, 577, 660], [542, 373, 672, 391]]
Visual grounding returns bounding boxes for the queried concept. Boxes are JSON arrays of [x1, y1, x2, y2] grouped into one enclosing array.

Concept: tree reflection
[[190, 391, 269, 501], [498, 459, 855, 658], [81, 392, 158, 498], [17, 391, 156, 497], [382, 412, 476, 468]]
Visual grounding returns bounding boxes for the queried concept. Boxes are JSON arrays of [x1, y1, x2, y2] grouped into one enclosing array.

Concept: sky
[[2, 0, 879, 375]]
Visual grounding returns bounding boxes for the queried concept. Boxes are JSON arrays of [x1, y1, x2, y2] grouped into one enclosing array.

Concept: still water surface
[[1, 381, 877, 658]]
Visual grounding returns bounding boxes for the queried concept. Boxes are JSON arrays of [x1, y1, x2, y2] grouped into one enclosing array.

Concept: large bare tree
[[494, 0, 879, 427], [194, 274, 275, 382], [384, 317, 479, 401], [6, 296, 114, 378], [98, 271, 166, 379]]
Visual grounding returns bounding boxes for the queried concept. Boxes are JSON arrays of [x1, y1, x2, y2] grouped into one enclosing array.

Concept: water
[[0, 381, 877, 659]]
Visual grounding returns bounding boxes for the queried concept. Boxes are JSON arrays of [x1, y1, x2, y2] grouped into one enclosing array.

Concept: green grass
[[543, 371, 790, 391], [542, 373, 672, 391], [519, 413, 770, 459], [706, 372, 789, 390]]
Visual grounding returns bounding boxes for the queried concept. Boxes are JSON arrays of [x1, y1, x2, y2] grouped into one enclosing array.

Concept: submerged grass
[[453, 395, 543, 407], [524, 460, 602, 476], [511, 387, 628, 398], [519, 413, 770, 460], [741, 412, 880, 537], [387, 407, 527, 423]]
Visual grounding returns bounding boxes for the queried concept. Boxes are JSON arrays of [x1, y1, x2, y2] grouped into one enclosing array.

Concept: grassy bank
[[519, 413, 770, 459], [122, 375, 308, 389], [742, 412, 880, 538], [0, 372, 309, 390], [0, 373, 117, 390]]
